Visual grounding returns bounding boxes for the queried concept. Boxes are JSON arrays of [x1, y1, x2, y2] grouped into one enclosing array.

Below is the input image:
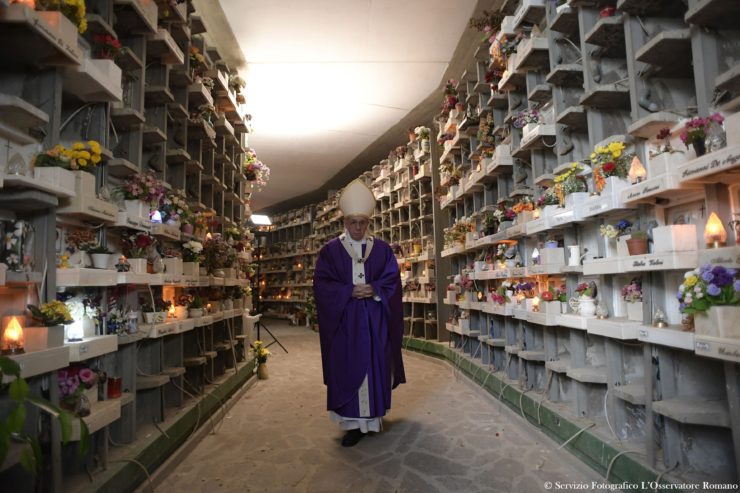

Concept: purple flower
[[676, 290, 683, 300], [734, 280, 740, 292], [701, 271, 714, 282], [712, 266, 733, 288], [679, 302, 686, 311], [706, 283, 721, 296]]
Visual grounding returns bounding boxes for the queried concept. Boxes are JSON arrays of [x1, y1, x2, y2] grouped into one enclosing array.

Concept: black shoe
[[341, 429, 367, 447]]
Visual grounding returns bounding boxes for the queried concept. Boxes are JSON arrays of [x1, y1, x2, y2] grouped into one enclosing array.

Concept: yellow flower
[[78, 158, 87, 166], [612, 149, 622, 158], [62, 149, 74, 159], [72, 142, 84, 150], [590, 153, 596, 160], [685, 275, 698, 288], [79, 150, 91, 159], [91, 155, 101, 164]]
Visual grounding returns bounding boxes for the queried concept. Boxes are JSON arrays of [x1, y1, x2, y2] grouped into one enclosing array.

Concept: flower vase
[[163, 257, 183, 276], [569, 296, 597, 317], [128, 258, 147, 274], [691, 138, 706, 157], [705, 121, 726, 154], [421, 139, 431, 153], [257, 363, 269, 380], [188, 308, 204, 318], [125, 199, 145, 219], [626, 238, 649, 256], [693, 306, 740, 338], [183, 261, 199, 276], [90, 253, 111, 269], [626, 302, 643, 322]]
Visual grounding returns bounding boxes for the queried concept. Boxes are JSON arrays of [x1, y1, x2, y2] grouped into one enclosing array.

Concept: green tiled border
[[403, 337, 687, 493], [83, 360, 256, 493]]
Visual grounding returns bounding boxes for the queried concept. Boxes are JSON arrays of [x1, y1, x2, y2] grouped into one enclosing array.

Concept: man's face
[[345, 216, 369, 241]]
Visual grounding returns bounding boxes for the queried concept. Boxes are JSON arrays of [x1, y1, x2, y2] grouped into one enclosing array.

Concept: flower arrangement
[[651, 127, 684, 157], [228, 74, 246, 94], [27, 300, 74, 326], [139, 296, 171, 314], [201, 234, 230, 273], [193, 103, 216, 124], [92, 34, 122, 59], [58, 365, 98, 414], [512, 197, 535, 214], [33, 141, 102, 172], [251, 340, 271, 364], [120, 231, 156, 259], [512, 108, 541, 129], [477, 113, 496, 145], [121, 172, 165, 205], [495, 243, 507, 263], [514, 282, 534, 297], [599, 219, 632, 238], [159, 189, 191, 224], [493, 201, 516, 223], [680, 113, 724, 150], [590, 141, 631, 192], [468, 9, 505, 40], [39, 0, 87, 33], [414, 126, 431, 140], [536, 189, 559, 207], [182, 240, 203, 262], [553, 162, 587, 202], [243, 148, 271, 190], [575, 282, 595, 298], [189, 45, 206, 68], [621, 278, 642, 303], [555, 284, 568, 303], [65, 229, 97, 252], [677, 265, 740, 314], [441, 79, 458, 116]]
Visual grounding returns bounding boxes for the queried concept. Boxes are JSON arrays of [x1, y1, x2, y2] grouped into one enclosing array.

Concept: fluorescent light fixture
[[251, 214, 272, 225]]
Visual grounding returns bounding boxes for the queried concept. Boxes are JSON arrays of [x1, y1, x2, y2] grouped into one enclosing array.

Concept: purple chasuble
[[313, 237, 405, 417]]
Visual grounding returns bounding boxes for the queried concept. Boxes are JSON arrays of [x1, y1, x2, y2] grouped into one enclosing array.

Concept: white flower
[[696, 293, 703, 298], [694, 286, 701, 293], [679, 284, 685, 292]]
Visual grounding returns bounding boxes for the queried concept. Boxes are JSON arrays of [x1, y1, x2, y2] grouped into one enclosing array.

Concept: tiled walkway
[[155, 321, 601, 493]]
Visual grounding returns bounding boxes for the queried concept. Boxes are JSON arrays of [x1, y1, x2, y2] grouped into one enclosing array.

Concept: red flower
[[656, 127, 671, 140], [541, 291, 553, 301], [602, 162, 616, 173], [135, 234, 153, 248]]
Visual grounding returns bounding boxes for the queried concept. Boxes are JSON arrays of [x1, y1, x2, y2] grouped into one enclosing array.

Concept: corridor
[[155, 321, 601, 493]]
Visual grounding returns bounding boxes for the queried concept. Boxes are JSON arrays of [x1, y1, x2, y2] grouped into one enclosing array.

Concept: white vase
[[694, 306, 740, 338], [183, 261, 199, 276], [128, 258, 147, 274], [125, 199, 145, 219], [421, 139, 431, 152], [652, 225, 697, 253], [163, 257, 183, 276], [616, 235, 631, 257], [626, 302, 643, 322], [174, 306, 188, 320], [569, 296, 596, 317], [567, 245, 581, 266], [90, 253, 111, 269], [143, 312, 155, 324], [188, 308, 204, 318], [565, 192, 589, 208]]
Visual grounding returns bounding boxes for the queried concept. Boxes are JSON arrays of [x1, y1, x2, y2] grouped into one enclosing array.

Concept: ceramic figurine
[[116, 256, 131, 272]]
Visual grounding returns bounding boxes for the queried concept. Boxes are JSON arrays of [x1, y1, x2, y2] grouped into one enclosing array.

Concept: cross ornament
[[358, 273, 364, 279]]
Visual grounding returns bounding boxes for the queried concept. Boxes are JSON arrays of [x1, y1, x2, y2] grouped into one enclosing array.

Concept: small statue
[[59, 254, 70, 269], [116, 255, 131, 272]]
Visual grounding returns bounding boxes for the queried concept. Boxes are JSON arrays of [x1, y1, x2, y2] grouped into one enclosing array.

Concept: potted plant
[[188, 296, 205, 318], [231, 286, 246, 310], [626, 230, 649, 256], [119, 172, 164, 219], [120, 232, 156, 273], [251, 340, 271, 379], [139, 297, 170, 324], [622, 278, 643, 322], [64, 229, 97, 267], [590, 141, 631, 195], [182, 240, 203, 275], [599, 219, 633, 257], [0, 356, 90, 475], [87, 244, 112, 269], [162, 248, 183, 276], [569, 282, 597, 317], [680, 113, 725, 157], [201, 234, 229, 276], [555, 284, 569, 313], [26, 300, 74, 346], [678, 265, 740, 337]]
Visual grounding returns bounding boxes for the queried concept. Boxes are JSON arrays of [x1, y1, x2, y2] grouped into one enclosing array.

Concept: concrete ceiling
[[197, 0, 489, 214]]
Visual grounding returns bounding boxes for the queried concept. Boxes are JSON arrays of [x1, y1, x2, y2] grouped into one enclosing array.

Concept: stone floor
[[156, 321, 602, 493]]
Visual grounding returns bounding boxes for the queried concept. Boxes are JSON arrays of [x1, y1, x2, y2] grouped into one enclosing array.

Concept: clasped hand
[[352, 283, 375, 299]]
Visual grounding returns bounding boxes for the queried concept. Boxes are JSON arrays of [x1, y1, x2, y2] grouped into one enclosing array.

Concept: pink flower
[[79, 368, 95, 385]]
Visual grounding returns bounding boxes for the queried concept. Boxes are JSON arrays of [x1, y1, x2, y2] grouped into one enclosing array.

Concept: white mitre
[[338, 179, 376, 218]]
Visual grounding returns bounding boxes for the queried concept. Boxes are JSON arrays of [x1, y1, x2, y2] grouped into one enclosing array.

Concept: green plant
[[27, 301, 74, 326], [86, 244, 111, 254], [0, 357, 89, 473], [188, 296, 204, 309], [630, 230, 648, 240]]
